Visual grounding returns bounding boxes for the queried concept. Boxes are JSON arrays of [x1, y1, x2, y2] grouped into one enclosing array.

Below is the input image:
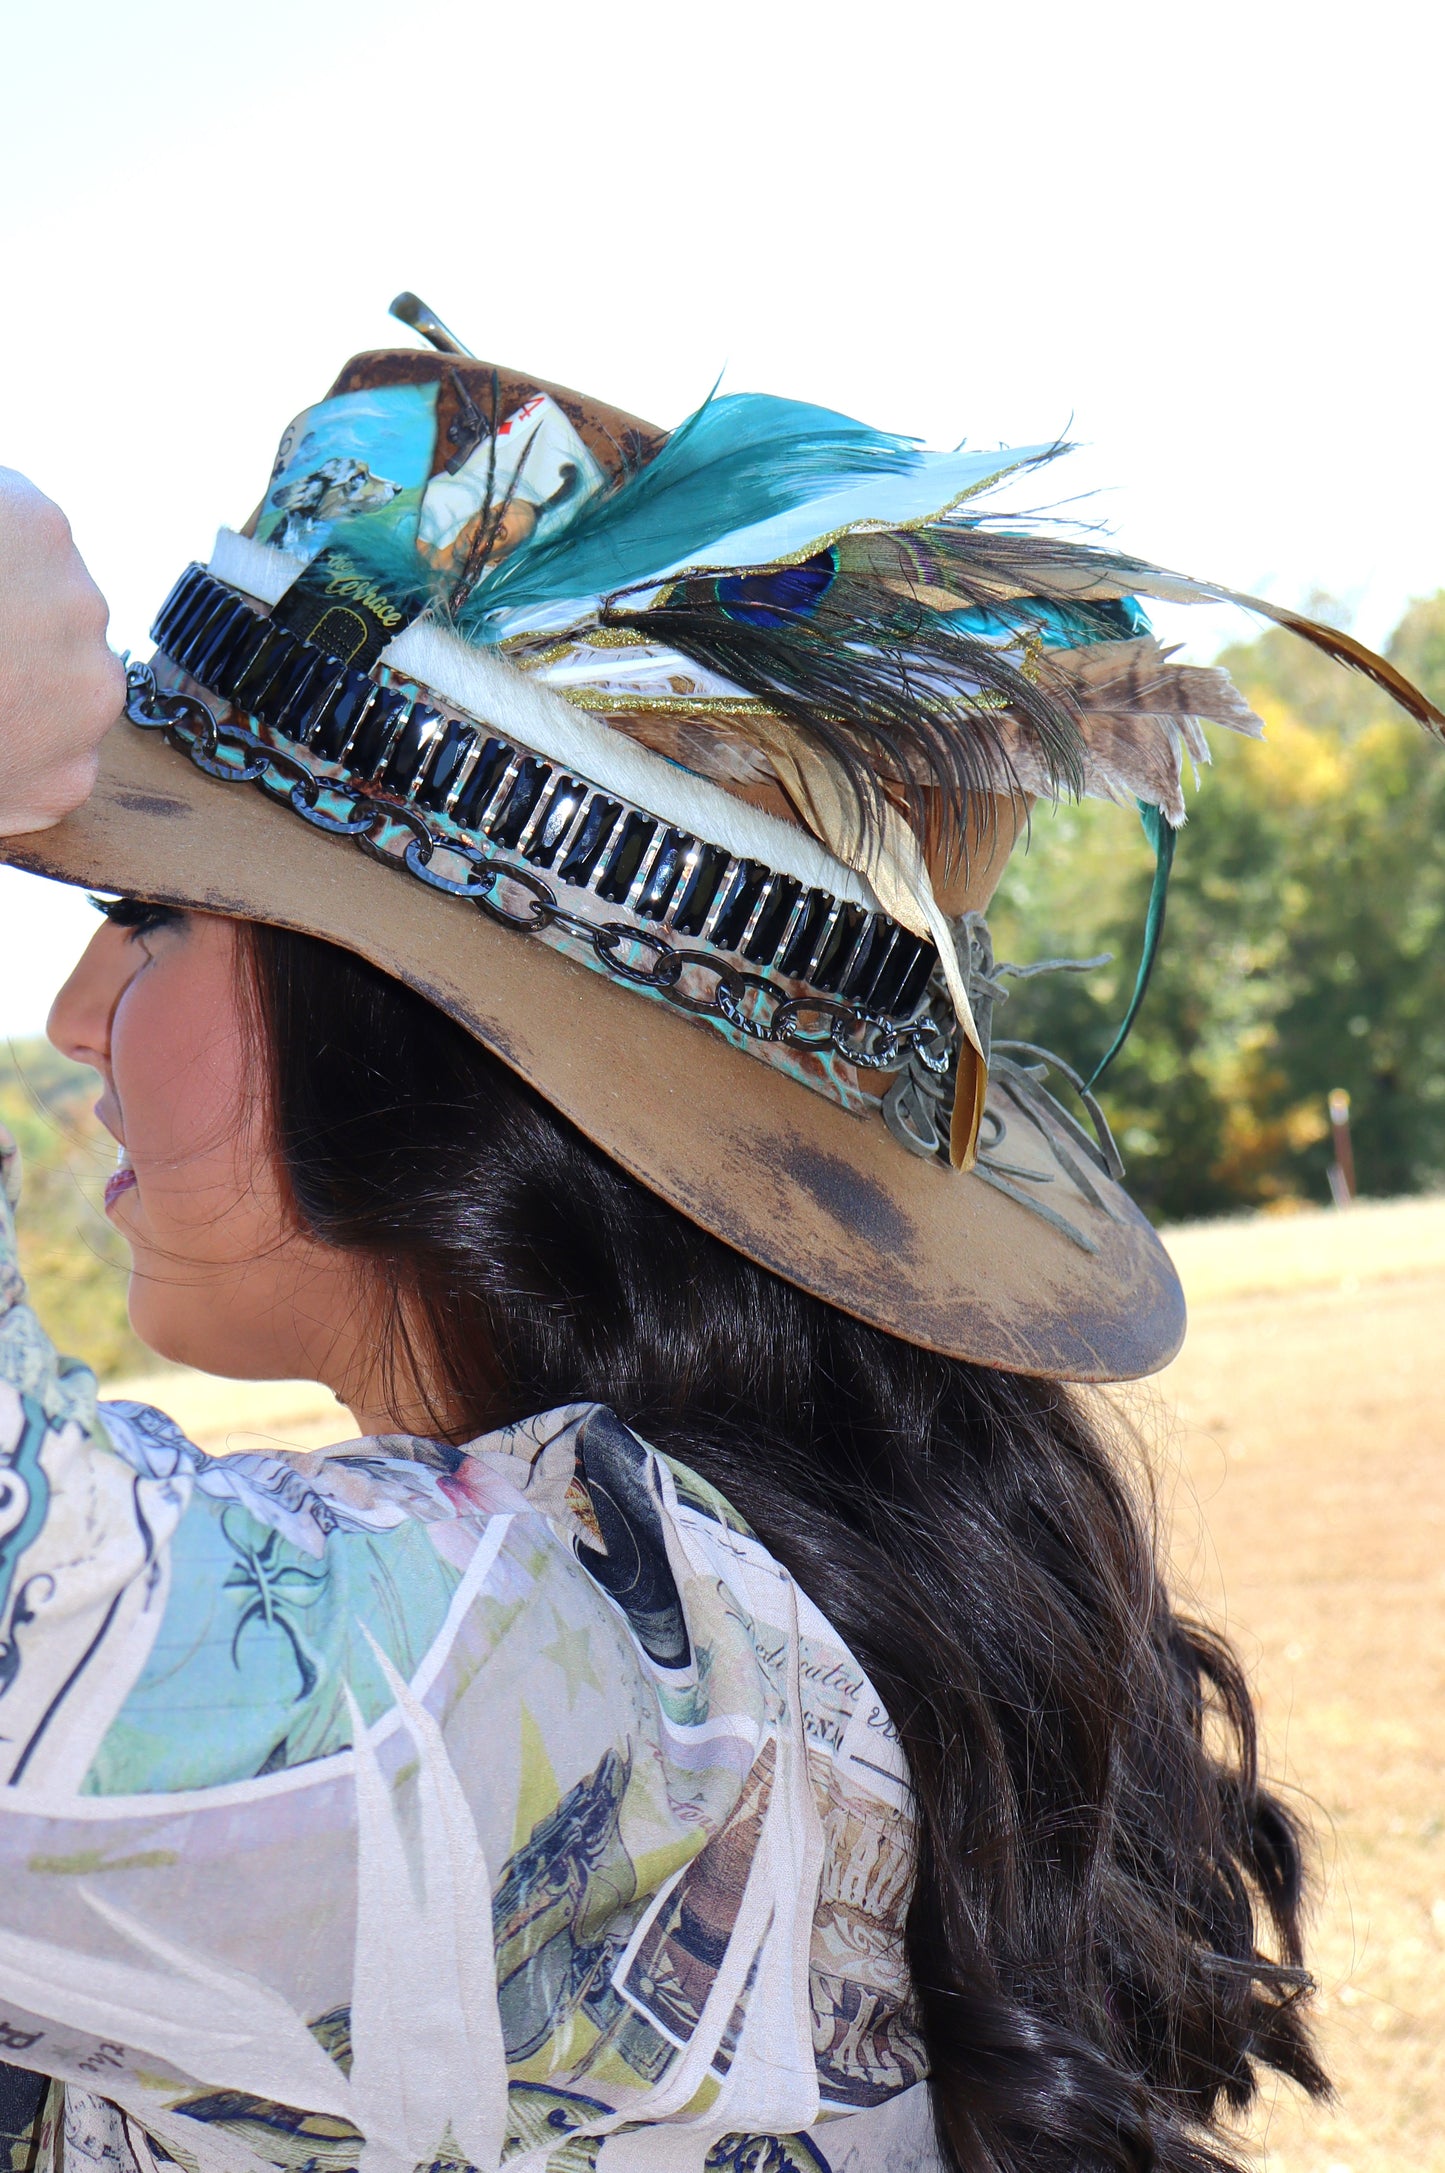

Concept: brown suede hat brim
[[3, 720, 1185, 1380]]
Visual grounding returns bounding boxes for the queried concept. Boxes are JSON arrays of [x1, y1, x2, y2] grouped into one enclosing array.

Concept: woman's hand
[[0, 469, 126, 835]]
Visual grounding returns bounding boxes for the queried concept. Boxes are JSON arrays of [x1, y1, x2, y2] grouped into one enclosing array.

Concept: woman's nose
[[47, 921, 132, 1072]]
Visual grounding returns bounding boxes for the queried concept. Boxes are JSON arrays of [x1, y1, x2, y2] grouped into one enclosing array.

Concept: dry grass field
[[1152, 1198, 1445, 2173], [105, 1194, 1445, 2173]]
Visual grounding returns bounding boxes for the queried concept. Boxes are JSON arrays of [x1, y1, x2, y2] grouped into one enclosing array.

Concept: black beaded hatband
[[118, 564, 1138, 1248], [137, 565, 966, 1130], [136, 564, 1142, 1251]]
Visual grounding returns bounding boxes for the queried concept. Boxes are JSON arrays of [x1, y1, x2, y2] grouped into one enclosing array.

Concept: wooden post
[[1327, 1087, 1356, 1208]]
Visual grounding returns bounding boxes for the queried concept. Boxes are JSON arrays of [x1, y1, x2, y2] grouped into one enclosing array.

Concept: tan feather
[[995, 711, 1215, 826], [1039, 639, 1265, 736], [605, 709, 780, 789], [1063, 568, 1445, 736], [744, 713, 986, 1172]]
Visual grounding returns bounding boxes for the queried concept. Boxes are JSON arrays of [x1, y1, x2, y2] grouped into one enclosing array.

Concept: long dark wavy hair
[[241, 916, 1326, 2173]]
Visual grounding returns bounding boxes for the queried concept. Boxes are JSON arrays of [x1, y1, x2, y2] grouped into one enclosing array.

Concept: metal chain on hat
[[122, 660, 958, 1080], [881, 911, 1130, 1250]]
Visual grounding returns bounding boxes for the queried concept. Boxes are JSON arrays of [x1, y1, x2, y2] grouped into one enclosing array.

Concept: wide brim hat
[[11, 301, 1439, 1379]]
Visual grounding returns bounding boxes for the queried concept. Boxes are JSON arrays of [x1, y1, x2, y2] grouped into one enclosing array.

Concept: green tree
[[989, 594, 1445, 1220], [0, 1036, 157, 1379]]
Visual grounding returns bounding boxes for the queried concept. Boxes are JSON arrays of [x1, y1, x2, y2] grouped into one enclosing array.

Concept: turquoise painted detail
[[82, 1490, 462, 1794], [255, 381, 440, 557]]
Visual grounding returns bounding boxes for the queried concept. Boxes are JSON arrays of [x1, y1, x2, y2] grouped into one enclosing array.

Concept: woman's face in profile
[[46, 909, 363, 1391]]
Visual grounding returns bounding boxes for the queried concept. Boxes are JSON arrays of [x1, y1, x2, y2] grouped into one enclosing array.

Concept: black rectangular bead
[[488, 756, 551, 847], [837, 915, 888, 1004], [558, 796, 622, 886], [158, 574, 222, 658], [892, 937, 937, 1018], [783, 894, 839, 981], [866, 930, 925, 1017], [171, 590, 233, 675], [310, 668, 374, 761], [214, 617, 272, 705], [812, 904, 866, 992], [190, 599, 259, 691], [259, 644, 324, 736], [275, 650, 343, 740], [709, 860, 770, 950], [743, 874, 802, 964], [209, 605, 271, 692], [852, 923, 905, 1010], [522, 776, 588, 866], [635, 827, 691, 920], [416, 719, 476, 811], [347, 685, 408, 776], [451, 736, 514, 831], [151, 566, 208, 649], [230, 623, 295, 712], [382, 703, 443, 793], [287, 660, 346, 747], [595, 812, 656, 904], [669, 842, 731, 936]]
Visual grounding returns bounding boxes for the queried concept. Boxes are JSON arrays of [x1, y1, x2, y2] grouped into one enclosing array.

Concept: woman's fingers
[[0, 468, 127, 835]]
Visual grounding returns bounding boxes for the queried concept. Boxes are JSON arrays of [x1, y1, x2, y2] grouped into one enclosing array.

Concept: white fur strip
[[209, 527, 310, 605], [383, 618, 879, 910]]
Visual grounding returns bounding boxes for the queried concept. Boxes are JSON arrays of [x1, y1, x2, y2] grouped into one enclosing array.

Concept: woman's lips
[[104, 1147, 136, 1214]]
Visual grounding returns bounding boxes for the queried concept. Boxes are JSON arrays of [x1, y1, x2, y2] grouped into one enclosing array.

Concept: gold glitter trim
[[508, 642, 583, 671], [560, 688, 777, 717], [558, 684, 1014, 724], [579, 625, 653, 649], [498, 625, 653, 662]]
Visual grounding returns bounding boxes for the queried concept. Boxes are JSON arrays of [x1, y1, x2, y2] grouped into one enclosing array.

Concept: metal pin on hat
[[389, 293, 474, 357]]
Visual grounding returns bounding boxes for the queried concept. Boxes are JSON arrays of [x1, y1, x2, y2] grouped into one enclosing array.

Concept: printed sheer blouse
[[0, 1129, 938, 2173]]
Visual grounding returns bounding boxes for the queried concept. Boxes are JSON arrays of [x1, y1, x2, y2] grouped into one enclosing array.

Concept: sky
[[1, 0, 1442, 1032]]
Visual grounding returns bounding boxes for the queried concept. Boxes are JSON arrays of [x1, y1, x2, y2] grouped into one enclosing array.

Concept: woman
[[1, 315, 1435, 2173]]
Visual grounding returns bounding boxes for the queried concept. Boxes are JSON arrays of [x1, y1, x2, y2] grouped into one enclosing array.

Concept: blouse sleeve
[[0, 1125, 462, 1798]]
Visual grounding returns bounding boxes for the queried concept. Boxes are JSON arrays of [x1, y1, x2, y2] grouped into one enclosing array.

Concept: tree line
[[991, 593, 1445, 1222]]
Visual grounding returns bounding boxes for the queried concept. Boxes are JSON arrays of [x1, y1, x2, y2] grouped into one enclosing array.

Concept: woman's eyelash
[[88, 894, 184, 936]]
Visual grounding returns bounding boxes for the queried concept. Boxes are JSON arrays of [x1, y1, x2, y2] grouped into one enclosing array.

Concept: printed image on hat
[[10, 296, 1440, 1380]]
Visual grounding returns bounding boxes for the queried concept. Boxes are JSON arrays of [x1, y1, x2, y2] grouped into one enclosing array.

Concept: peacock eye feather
[[714, 549, 838, 629]]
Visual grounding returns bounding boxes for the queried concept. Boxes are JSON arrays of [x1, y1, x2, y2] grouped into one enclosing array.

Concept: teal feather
[[941, 595, 1152, 650], [1086, 801, 1176, 1089], [454, 391, 927, 630]]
